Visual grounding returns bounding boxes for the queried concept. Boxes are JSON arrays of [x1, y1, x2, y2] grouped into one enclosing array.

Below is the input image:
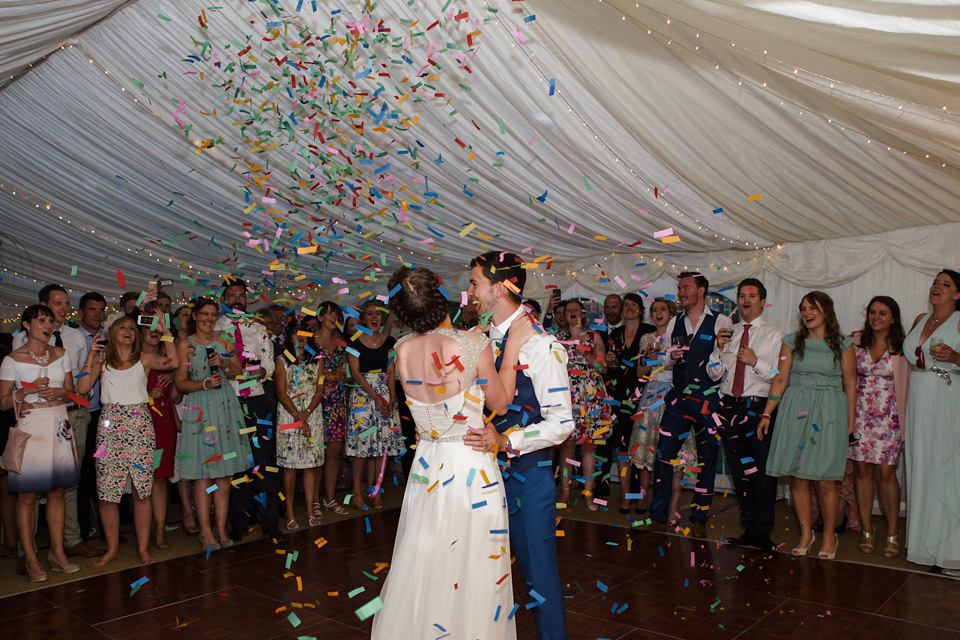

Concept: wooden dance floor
[[2, 509, 959, 639]]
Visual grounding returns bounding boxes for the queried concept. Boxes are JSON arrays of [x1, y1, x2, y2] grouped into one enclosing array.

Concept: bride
[[371, 266, 533, 639]]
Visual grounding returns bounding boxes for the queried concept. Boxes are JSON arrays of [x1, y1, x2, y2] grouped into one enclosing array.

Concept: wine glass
[[96, 330, 107, 364], [38, 367, 49, 389]]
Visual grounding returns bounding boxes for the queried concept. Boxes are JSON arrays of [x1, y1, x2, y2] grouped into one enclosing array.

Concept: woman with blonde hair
[[78, 312, 178, 567]]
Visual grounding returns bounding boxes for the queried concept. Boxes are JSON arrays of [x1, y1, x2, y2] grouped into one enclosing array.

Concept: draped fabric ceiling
[[1, 0, 959, 326]]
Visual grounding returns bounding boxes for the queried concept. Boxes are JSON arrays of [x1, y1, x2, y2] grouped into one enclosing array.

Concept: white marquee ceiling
[[0, 0, 958, 317]]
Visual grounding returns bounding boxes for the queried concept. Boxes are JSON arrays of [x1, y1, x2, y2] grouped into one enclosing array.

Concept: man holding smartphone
[[707, 278, 785, 550]]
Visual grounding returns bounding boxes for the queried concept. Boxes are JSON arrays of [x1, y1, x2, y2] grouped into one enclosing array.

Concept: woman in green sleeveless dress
[[758, 292, 855, 560], [174, 298, 251, 551]]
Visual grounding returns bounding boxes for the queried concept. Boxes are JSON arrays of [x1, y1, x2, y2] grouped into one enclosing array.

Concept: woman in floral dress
[[313, 302, 350, 515], [276, 320, 325, 530], [345, 301, 402, 510], [849, 296, 909, 558], [557, 300, 608, 510]]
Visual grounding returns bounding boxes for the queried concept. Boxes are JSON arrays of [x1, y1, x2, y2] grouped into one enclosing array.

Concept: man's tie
[[53, 329, 63, 348], [731, 324, 751, 398]]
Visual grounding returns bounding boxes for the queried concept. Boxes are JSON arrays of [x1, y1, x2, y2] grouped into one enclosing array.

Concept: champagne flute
[[38, 367, 49, 389]]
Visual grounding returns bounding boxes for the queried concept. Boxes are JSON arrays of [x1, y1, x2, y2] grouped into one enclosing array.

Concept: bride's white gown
[[371, 329, 516, 640]]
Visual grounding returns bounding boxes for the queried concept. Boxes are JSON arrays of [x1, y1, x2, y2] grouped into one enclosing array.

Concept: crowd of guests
[[540, 270, 960, 575], [1, 268, 959, 581]]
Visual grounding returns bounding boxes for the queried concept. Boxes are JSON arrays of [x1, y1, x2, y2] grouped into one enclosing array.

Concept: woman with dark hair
[[276, 318, 326, 530], [848, 296, 909, 558], [371, 266, 520, 639], [345, 300, 402, 510], [605, 293, 653, 513], [0, 305, 80, 582], [171, 305, 191, 341], [759, 291, 855, 560], [139, 312, 183, 551], [78, 313, 178, 567], [314, 301, 349, 516], [173, 298, 250, 551], [558, 299, 608, 511], [903, 270, 960, 575]]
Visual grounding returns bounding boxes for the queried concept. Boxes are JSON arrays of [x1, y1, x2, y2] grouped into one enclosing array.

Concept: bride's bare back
[[395, 328, 506, 412]]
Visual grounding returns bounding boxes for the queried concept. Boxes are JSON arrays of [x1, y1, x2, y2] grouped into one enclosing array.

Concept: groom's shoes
[[634, 520, 667, 532]]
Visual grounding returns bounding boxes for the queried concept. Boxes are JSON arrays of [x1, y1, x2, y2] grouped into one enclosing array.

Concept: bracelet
[[760, 413, 771, 420], [202, 379, 208, 390], [768, 395, 781, 402]]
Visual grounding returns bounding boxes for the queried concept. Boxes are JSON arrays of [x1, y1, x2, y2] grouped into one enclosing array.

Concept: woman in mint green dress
[[174, 298, 251, 551], [903, 270, 960, 576], [758, 292, 856, 560]]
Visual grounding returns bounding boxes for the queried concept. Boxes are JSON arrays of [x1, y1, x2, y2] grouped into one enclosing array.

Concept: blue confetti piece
[[365, 517, 371, 533], [713, 207, 723, 213], [524, 14, 536, 22], [548, 78, 556, 95]]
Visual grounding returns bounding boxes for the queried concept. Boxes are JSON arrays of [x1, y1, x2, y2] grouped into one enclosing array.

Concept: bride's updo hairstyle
[[388, 266, 449, 334]]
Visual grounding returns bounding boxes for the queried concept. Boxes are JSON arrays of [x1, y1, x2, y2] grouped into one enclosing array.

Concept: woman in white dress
[[371, 266, 531, 640]]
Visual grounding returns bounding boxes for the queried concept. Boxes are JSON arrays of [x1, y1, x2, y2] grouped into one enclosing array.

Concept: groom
[[464, 251, 574, 640]]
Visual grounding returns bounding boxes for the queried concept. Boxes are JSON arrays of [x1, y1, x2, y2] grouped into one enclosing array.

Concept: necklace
[[28, 348, 50, 365], [929, 312, 952, 330]]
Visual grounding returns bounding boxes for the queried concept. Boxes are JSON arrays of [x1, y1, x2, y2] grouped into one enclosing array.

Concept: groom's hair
[[470, 252, 525, 304]]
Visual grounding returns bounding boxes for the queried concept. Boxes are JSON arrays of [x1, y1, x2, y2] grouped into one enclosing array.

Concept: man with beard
[[217, 279, 285, 543]]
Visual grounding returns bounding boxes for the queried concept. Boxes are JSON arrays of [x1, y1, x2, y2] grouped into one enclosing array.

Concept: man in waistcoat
[[464, 251, 574, 640], [636, 272, 731, 538]]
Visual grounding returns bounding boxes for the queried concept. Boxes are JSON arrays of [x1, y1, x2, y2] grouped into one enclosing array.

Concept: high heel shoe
[[27, 565, 48, 583], [46, 553, 80, 574], [199, 536, 221, 552], [818, 535, 839, 560], [859, 530, 875, 554], [323, 498, 349, 515], [883, 534, 900, 559], [791, 532, 816, 557]]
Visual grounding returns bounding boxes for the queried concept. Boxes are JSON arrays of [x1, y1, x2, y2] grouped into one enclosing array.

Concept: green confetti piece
[[355, 596, 383, 621], [348, 586, 366, 599], [497, 117, 505, 134], [152, 449, 163, 470], [157, 14, 171, 21], [70, 266, 78, 277], [287, 611, 301, 628], [582, 176, 592, 190], [362, 571, 378, 580]]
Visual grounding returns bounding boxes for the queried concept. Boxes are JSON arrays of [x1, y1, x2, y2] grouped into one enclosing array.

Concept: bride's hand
[[507, 313, 536, 347], [463, 424, 507, 453]]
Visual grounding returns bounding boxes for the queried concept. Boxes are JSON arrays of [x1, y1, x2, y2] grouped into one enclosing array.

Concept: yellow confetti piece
[[747, 193, 762, 201], [459, 222, 477, 237], [661, 235, 682, 243], [327, 591, 339, 597]]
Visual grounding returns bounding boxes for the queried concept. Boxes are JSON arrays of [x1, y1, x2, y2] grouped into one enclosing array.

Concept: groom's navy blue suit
[[493, 322, 572, 640]]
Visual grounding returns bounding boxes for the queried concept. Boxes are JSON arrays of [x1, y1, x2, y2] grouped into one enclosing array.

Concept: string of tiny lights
[[609, 1, 960, 173], [621, 0, 960, 120], [484, 0, 772, 250]]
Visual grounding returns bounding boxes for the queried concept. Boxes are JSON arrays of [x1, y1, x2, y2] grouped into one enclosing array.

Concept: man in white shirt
[[75, 291, 106, 545], [13, 284, 102, 559], [603, 294, 624, 332], [707, 278, 785, 551], [637, 272, 731, 538], [465, 251, 574, 640], [216, 279, 285, 544]]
